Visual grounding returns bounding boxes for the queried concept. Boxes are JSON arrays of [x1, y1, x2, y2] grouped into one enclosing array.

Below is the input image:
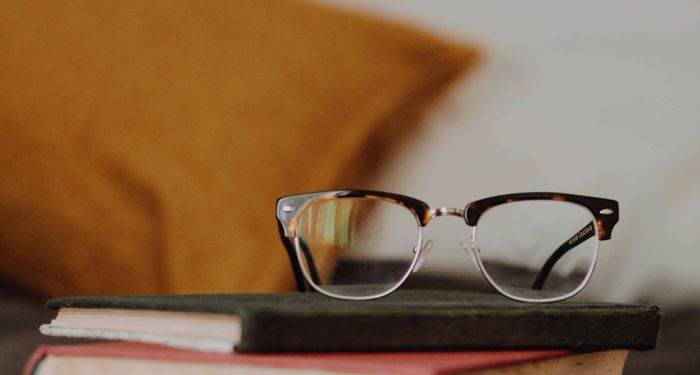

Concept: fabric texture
[[42, 291, 660, 352], [0, 0, 479, 296]]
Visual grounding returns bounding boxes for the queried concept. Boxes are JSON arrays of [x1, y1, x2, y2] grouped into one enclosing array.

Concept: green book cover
[[42, 290, 661, 353]]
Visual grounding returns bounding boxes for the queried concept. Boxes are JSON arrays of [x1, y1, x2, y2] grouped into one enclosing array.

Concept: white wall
[[326, 0, 700, 306]]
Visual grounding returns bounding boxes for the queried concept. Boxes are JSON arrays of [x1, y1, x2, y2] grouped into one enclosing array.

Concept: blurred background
[[1, 0, 698, 373], [328, 0, 700, 308]]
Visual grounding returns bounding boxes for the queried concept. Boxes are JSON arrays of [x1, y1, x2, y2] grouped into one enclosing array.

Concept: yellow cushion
[[0, 0, 479, 296]]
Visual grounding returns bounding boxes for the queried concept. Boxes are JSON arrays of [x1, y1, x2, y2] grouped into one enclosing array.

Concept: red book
[[25, 342, 627, 375]]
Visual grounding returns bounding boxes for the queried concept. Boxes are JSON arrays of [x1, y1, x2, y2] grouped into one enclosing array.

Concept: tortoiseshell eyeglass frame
[[276, 190, 619, 303]]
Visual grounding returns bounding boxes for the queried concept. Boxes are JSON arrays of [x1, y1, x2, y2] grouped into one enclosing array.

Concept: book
[[40, 290, 661, 353], [24, 342, 629, 375]]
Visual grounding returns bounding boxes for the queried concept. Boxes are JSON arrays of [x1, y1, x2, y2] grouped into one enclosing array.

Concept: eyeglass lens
[[295, 197, 420, 298], [473, 200, 598, 301]]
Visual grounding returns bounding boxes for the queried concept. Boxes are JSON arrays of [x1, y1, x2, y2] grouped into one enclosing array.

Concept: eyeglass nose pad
[[460, 240, 481, 271], [412, 239, 434, 273]]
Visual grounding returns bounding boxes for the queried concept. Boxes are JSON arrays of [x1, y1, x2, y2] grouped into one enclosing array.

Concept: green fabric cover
[[46, 290, 661, 353]]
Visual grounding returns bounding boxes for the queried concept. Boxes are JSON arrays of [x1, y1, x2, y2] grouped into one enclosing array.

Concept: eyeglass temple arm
[[276, 221, 321, 292], [531, 221, 596, 290]]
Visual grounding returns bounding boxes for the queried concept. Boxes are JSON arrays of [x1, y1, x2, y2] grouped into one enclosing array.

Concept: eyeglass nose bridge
[[429, 207, 465, 220]]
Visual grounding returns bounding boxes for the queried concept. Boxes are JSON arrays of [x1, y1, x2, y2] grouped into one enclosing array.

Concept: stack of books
[[26, 290, 661, 374]]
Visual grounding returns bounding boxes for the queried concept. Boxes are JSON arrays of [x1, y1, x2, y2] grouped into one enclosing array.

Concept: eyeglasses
[[276, 190, 619, 303]]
